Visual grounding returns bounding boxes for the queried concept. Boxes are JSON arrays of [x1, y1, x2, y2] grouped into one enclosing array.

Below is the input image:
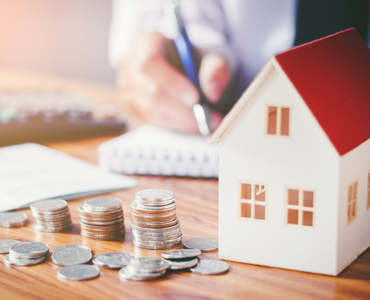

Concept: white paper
[[0, 143, 138, 212]]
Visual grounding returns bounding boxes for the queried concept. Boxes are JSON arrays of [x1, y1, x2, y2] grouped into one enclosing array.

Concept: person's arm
[[109, 0, 234, 132]]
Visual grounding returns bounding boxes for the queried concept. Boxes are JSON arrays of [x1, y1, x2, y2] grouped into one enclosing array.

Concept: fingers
[[199, 53, 230, 103]]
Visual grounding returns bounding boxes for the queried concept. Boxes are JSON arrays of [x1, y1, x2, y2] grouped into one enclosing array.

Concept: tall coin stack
[[130, 189, 182, 249], [31, 199, 73, 232], [78, 197, 125, 240]]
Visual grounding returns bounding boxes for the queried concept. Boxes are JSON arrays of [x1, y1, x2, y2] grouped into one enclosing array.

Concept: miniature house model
[[209, 29, 370, 275]]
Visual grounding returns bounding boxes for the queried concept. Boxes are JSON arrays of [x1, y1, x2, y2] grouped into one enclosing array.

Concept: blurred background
[[0, 0, 115, 84]]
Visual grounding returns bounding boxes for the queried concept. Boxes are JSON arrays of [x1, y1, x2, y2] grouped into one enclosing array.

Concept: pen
[[164, 1, 212, 136]]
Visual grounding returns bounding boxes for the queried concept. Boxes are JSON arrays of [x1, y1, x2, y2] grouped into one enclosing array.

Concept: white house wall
[[218, 66, 340, 275], [337, 138, 370, 272]]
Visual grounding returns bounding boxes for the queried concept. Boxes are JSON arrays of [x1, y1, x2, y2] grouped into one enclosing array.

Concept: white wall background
[[0, 0, 116, 84]]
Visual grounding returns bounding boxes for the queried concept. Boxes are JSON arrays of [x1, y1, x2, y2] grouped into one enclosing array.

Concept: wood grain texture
[[0, 68, 370, 300]]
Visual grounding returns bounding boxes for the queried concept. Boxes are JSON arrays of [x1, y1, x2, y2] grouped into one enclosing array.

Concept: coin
[[4, 254, 46, 266], [119, 267, 165, 281], [0, 212, 28, 227], [30, 199, 68, 212], [183, 238, 218, 252], [83, 197, 122, 212], [190, 259, 229, 275], [128, 257, 170, 272], [51, 247, 92, 266], [9, 241, 49, 258], [92, 252, 133, 269], [52, 244, 91, 253], [161, 249, 201, 259], [0, 239, 21, 254], [135, 189, 174, 204], [58, 265, 100, 281], [166, 257, 199, 270]]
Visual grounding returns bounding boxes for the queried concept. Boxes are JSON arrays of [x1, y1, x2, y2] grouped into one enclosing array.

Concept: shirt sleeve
[[108, 0, 235, 70]]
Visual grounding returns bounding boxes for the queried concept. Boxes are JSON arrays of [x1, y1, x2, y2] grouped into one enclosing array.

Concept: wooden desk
[[0, 69, 369, 300]]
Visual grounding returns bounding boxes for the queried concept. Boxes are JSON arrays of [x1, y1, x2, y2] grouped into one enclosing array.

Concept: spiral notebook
[[97, 125, 219, 178]]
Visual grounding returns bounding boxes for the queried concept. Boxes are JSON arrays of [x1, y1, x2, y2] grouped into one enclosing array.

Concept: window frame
[[285, 187, 315, 228], [266, 105, 291, 137], [347, 180, 358, 224], [239, 181, 267, 222]]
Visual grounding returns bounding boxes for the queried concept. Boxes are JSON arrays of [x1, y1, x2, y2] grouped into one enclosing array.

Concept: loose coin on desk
[[0, 239, 20, 254], [0, 212, 28, 227], [9, 241, 49, 258], [161, 249, 201, 259], [51, 247, 92, 266], [58, 265, 100, 281], [92, 252, 133, 269], [128, 257, 170, 272], [183, 238, 218, 252], [4, 254, 46, 266], [190, 259, 229, 275], [166, 257, 199, 270], [52, 244, 92, 254], [119, 267, 166, 281]]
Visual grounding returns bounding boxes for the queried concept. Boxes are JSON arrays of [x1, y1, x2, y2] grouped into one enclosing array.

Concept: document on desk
[[0, 143, 138, 212]]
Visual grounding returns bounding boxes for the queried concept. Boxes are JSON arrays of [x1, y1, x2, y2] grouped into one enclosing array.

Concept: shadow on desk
[[339, 247, 370, 280]]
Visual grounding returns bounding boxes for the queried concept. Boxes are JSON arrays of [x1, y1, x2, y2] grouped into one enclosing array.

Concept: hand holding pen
[[116, 3, 229, 134]]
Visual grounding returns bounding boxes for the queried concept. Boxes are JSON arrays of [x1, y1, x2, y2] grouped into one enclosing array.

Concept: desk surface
[[0, 69, 370, 300]]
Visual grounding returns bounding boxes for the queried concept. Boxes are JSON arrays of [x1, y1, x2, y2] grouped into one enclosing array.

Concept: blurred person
[[109, 0, 370, 133]]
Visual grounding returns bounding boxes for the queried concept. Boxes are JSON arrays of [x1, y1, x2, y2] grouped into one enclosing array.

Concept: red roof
[[275, 28, 370, 156]]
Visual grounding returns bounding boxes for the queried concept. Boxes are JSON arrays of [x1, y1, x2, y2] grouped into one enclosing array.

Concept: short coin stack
[[129, 189, 182, 250], [119, 257, 169, 281], [78, 197, 125, 240], [5, 241, 49, 266], [31, 199, 72, 232]]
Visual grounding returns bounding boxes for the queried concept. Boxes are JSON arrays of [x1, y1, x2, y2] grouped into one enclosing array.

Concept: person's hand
[[118, 32, 230, 133]]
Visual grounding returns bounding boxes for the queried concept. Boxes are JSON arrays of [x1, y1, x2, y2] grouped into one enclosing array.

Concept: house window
[[348, 181, 358, 223], [240, 183, 266, 221], [267, 106, 290, 136], [367, 173, 370, 210], [286, 188, 314, 227]]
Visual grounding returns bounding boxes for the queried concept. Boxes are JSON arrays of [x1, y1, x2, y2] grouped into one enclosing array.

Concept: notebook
[[0, 143, 138, 212], [97, 125, 219, 178]]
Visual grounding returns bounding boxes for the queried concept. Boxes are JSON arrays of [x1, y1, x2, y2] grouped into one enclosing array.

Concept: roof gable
[[275, 28, 370, 156], [210, 29, 370, 156]]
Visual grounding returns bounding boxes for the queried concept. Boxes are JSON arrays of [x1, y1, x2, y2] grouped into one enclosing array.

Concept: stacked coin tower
[[78, 197, 125, 240], [129, 189, 182, 249], [31, 199, 72, 232], [6, 241, 49, 266]]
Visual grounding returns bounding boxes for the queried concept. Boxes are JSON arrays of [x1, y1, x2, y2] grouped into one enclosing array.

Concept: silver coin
[[4, 254, 46, 266], [33, 223, 73, 233], [128, 257, 170, 272], [31, 207, 70, 216], [83, 197, 122, 212], [135, 189, 174, 202], [130, 200, 176, 211], [32, 212, 71, 221], [30, 199, 68, 212], [51, 247, 92, 266], [119, 267, 166, 281], [132, 240, 181, 250], [92, 252, 133, 269], [132, 234, 182, 245], [58, 265, 100, 281], [9, 241, 49, 257], [190, 259, 229, 275], [52, 244, 91, 254], [130, 221, 180, 233], [166, 257, 199, 270], [79, 217, 124, 226], [0, 239, 21, 254], [131, 228, 181, 238], [183, 238, 218, 252], [0, 212, 28, 227], [161, 249, 201, 259], [133, 232, 182, 242]]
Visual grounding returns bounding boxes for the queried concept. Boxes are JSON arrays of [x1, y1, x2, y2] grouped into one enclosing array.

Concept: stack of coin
[[31, 199, 72, 232], [129, 189, 182, 249], [119, 257, 169, 281], [5, 241, 49, 266], [78, 197, 125, 240]]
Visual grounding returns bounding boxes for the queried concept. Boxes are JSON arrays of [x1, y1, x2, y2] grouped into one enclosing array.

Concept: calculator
[[0, 90, 126, 146]]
